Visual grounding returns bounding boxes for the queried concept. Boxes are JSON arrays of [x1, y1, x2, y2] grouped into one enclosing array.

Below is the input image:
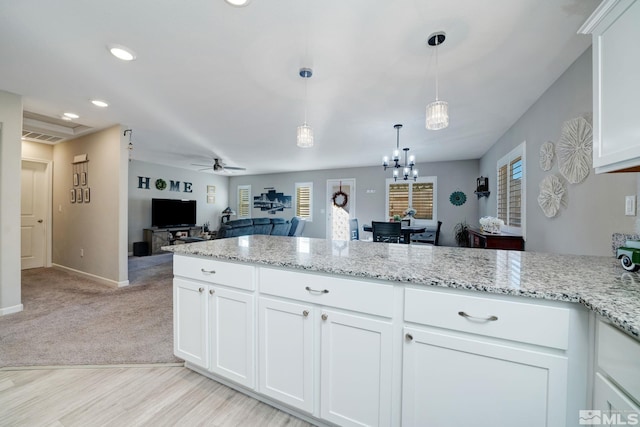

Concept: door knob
[[37, 219, 43, 223]]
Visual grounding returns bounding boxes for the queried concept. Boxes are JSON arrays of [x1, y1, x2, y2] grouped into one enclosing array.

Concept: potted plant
[[453, 221, 470, 247]]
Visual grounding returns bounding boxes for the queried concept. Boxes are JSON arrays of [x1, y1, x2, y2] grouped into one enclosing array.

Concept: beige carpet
[[0, 254, 182, 368]]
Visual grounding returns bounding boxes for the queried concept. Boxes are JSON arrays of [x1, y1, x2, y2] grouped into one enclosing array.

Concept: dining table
[[362, 223, 426, 244]]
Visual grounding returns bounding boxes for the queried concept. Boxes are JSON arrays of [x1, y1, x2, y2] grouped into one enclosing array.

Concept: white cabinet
[[592, 320, 640, 424], [402, 327, 568, 427], [580, 0, 640, 173], [209, 286, 255, 389], [402, 288, 575, 427], [174, 278, 209, 368], [258, 297, 314, 413], [173, 255, 255, 389], [259, 267, 395, 426], [320, 309, 393, 427]]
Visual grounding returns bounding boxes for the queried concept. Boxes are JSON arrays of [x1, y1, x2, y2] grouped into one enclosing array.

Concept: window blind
[[497, 164, 508, 223], [296, 185, 312, 219], [388, 183, 410, 217], [238, 186, 250, 218], [412, 183, 433, 220], [508, 157, 522, 227]]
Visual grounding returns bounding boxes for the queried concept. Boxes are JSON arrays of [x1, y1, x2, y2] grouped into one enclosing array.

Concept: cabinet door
[[402, 327, 568, 427], [320, 309, 393, 427], [593, 373, 640, 426], [173, 278, 208, 368], [591, 0, 640, 172], [209, 287, 255, 389], [258, 297, 314, 413]]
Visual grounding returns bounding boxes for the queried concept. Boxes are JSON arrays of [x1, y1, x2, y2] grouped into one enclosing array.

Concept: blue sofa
[[217, 217, 299, 239]]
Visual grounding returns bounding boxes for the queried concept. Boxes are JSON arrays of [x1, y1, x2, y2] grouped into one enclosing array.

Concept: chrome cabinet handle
[[209, 289, 215, 295], [405, 333, 413, 341], [201, 268, 216, 274], [458, 311, 498, 322], [305, 286, 329, 294], [198, 287, 204, 293], [303, 310, 309, 317], [321, 313, 328, 321]]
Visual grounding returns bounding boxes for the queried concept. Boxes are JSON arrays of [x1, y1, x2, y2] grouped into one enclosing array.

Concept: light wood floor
[[0, 365, 313, 427]]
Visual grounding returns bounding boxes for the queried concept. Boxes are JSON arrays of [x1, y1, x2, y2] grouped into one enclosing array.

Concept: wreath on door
[[332, 182, 349, 208]]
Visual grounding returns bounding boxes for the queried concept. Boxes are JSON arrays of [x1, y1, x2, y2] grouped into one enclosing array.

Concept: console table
[[143, 226, 202, 254], [468, 227, 524, 251]]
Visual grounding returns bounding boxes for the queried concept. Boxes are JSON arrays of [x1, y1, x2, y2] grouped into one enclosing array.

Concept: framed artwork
[[73, 173, 79, 186], [76, 188, 83, 203], [207, 195, 215, 204], [84, 188, 90, 203], [81, 172, 87, 186], [207, 185, 216, 194], [70, 189, 76, 203]]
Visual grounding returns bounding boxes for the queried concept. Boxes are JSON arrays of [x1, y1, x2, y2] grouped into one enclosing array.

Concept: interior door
[[21, 160, 49, 269], [326, 179, 355, 240]]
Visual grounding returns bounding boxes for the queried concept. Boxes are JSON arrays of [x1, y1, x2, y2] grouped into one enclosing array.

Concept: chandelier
[[383, 124, 417, 181], [297, 67, 314, 148], [426, 31, 449, 130]]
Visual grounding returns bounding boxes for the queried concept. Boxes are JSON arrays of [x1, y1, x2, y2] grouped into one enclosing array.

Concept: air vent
[[22, 111, 92, 144]]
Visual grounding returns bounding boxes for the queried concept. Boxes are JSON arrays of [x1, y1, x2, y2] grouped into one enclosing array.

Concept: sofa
[[217, 217, 304, 239]]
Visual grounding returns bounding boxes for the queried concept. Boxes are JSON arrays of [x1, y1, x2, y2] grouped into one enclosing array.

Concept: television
[[151, 198, 197, 228]]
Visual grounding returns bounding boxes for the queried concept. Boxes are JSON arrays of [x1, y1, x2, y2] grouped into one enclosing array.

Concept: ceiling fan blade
[[223, 166, 246, 171], [191, 163, 212, 167]]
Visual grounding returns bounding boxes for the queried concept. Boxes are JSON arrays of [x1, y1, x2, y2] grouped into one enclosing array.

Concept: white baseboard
[[51, 264, 129, 288], [0, 304, 24, 316]]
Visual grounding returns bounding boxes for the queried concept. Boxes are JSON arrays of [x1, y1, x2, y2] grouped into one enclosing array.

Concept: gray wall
[[52, 125, 129, 284], [128, 160, 230, 251], [0, 90, 23, 314], [229, 160, 479, 247], [479, 48, 637, 256]]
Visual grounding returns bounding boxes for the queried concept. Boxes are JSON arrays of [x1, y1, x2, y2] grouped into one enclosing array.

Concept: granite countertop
[[164, 235, 640, 338]]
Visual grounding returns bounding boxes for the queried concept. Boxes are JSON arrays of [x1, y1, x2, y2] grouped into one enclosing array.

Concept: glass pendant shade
[[426, 100, 449, 130], [297, 123, 314, 148]]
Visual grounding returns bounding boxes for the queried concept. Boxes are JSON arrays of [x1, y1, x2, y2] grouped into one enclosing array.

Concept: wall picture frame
[[73, 173, 79, 186], [84, 187, 90, 203], [81, 172, 87, 186], [70, 189, 76, 203], [76, 188, 83, 203]]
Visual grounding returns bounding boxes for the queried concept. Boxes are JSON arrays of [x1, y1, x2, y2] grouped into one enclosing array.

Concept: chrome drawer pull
[[305, 286, 329, 294], [201, 268, 216, 274], [209, 289, 215, 295], [405, 333, 413, 341], [303, 310, 309, 317], [198, 287, 204, 293], [321, 313, 328, 321], [458, 311, 498, 322]]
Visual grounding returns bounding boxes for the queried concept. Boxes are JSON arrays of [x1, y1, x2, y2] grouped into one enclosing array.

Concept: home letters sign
[[137, 176, 193, 193]]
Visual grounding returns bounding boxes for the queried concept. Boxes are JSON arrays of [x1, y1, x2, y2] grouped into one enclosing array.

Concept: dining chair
[[349, 218, 359, 240], [372, 221, 401, 243]]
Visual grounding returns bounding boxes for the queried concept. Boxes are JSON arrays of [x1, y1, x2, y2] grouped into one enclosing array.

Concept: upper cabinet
[[580, 0, 640, 173]]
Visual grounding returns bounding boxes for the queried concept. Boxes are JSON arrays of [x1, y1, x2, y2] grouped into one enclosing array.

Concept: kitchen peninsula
[[165, 235, 640, 427]]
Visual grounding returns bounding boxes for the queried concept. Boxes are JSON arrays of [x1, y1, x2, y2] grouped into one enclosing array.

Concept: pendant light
[[382, 124, 417, 181], [426, 31, 449, 130], [297, 67, 314, 148]]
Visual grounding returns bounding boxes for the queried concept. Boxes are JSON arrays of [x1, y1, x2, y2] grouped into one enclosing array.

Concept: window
[[497, 143, 525, 235], [237, 185, 251, 219], [295, 182, 313, 221], [386, 177, 437, 225]]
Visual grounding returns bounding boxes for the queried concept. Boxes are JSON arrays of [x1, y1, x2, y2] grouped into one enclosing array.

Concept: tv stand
[[143, 226, 202, 255]]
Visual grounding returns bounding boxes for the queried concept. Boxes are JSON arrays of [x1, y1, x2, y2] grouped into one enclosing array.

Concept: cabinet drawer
[[404, 288, 570, 350], [174, 254, 255, 291], [259, 267, 394, 318], [598, 320, 640, 402]]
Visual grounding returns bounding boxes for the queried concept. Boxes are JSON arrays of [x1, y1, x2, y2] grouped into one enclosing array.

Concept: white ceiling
[[0, 0, 599, 175]]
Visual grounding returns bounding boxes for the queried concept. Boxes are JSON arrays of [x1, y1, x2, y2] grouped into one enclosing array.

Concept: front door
[[21, 160, 49, 269], [326, 178, 355, 240]]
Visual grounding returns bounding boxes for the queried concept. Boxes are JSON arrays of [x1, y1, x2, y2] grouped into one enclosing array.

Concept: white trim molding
[[0, 304, 24, 316]]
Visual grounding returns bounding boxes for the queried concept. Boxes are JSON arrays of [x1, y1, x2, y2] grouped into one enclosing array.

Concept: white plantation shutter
[[295, 182, 313, 220], [237, 185, 251, 219], [497, 143, 525, 235], [386, 177, 437, 224]]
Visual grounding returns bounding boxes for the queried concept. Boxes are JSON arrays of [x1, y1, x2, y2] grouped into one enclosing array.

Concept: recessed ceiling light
[[224, 0, 250, 7], [108, 44, 136, 61], [63, 112, 79, 119], [91, 99, 109, 108], [61, 116, 73, 121]]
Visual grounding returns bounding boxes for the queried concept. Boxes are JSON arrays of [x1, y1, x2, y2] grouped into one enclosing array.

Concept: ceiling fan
[[192, 158, 246, 173]]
